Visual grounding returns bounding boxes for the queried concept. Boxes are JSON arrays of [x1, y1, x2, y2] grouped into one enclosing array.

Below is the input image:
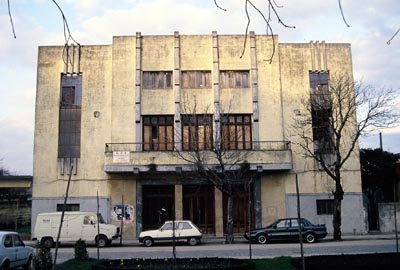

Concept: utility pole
[[120, 195, 124, 246], [53, 164, 73, 270], [296, 174, 305, 270]]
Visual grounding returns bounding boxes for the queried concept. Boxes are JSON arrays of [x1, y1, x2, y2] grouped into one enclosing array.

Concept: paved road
[[46, 238, 398, 263]]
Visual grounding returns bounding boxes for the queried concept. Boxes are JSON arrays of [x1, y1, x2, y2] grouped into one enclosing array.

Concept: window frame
[[142, 115, 174, 151], [181, 71, 212, 89], [58, 74, 82, 158], [181, 114, 213, 151], [142, 71, 173, 89], [220, 70, 250, 89], [57, 203, 80, 212], [221, 114, 252, 150], [316, 199, 334, 215]]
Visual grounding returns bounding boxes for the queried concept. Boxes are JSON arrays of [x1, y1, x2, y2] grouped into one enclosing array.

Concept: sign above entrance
[[112, 151, 130, 163]]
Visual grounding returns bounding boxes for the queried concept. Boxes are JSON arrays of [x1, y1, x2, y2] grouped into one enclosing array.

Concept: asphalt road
[[44, 238, 398, 263]]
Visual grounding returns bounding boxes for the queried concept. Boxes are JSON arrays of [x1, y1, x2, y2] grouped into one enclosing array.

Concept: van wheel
[[41, 238, 54, 248], [96, 236, 108, 248]]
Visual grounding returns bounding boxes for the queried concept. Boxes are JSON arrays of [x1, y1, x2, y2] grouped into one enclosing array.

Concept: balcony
[[104, 141, 292, 174]]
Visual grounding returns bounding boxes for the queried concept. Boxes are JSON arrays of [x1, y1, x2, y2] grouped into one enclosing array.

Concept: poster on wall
[[111, 204, 134, 224]]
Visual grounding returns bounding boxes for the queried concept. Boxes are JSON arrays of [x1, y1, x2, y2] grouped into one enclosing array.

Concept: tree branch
[[338, 0, 350, 27], [7, 0, 16, 38], [387, 26, 400, 45], [214, 0, 227, 11]]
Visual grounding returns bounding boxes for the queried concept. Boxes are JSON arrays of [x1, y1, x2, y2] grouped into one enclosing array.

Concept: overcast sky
[[0, 0, 399, 175]]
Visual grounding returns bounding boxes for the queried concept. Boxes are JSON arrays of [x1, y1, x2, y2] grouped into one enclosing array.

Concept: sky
[[0, 0, 399, 175]]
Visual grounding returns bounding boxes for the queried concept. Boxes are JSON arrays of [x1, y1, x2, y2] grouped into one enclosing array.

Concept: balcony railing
[[105, 141, 291, 153], [104, 141, 292, 173]]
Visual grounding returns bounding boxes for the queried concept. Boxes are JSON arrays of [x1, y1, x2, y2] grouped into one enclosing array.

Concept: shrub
[[74, 239, 89, 260], [32, 241, 53, 270]]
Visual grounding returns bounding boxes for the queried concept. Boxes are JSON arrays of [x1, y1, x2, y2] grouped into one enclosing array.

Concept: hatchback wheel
[[143, 237, 153, 247], [188, 237, 198, 246]]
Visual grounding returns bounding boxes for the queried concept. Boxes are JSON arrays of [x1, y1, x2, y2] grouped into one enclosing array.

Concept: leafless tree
[[292, 73, 399, 240], [213, 0, 398, 55], [175, 96, 254, 243]]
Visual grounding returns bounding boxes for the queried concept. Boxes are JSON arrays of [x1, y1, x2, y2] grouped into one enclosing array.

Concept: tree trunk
[[333, 182, 344, 241], [225, 195, 234, 244]]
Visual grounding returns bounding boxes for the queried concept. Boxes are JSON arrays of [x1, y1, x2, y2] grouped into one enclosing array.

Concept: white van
[[33, 212, 120, 248]]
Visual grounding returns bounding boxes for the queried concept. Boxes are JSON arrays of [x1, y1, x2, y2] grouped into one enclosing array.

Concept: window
[[316, 199, 334, 215], [276, 220, 290, 228], [182, 114, 213, 150], [12, 235, 24, 247], [181, 71, 211, 89], [4, 235, 12, 248], [143, 115, 174, 151], [142, 71, 173, 89], [161, 222, 173, 230], [178, 222, 192, 230], [83, 215, 97, 225], [220, 71, 250, 89], [221, 115, 252, 150], [57, 203, 80, 212], [291, 219, 299, 227], [309, 72, 333, 155], [58, 74, 82, 158]]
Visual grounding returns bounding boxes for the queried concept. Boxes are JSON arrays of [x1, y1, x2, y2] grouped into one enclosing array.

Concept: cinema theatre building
[[32, 31, 367, 238]]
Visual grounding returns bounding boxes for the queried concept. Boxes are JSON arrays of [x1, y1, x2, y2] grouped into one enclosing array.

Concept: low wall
[[378, 202, 400, 233]]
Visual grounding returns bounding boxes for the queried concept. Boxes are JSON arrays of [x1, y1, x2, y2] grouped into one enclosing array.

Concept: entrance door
[[142, 185, 174, 230], [183, 185, 215, 234], [223, 184, 254, 233]]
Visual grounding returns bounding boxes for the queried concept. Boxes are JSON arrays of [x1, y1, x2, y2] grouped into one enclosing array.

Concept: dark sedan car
[[244, 218, 327, 244]]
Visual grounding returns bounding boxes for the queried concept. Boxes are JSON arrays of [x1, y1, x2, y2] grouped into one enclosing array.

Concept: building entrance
[[142, 185, 174, 230], [223, 184, 254, 233], [183, 185, 215, 234]]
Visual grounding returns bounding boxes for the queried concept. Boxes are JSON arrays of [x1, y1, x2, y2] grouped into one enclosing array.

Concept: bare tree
[[292, 73, 399, 240], [175, 96, 254, 243]]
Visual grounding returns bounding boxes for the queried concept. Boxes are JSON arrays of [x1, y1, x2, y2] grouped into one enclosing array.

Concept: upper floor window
[[220, 71, 250, 89], [309, 72, 333, 155], [182, 114, 213, 151], [221, 114, 252, 150], [143, 115, 174, 151], [142, 71, 172, 89], [181, 71, 211, 89], [58, 74, 82, 158]]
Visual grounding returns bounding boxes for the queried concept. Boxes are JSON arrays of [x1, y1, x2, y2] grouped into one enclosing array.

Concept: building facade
[[32, 32, 367, 238]]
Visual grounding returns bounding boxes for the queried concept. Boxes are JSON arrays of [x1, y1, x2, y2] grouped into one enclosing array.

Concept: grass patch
[[252, 257, 296, 270], [57, 257, 295, 270], [57, 258, 99, 270]]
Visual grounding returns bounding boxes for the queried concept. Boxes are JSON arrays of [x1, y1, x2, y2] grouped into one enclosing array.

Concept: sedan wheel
[[256, 234, 267, 244], [143, 237, 153, 247], [304, 233, 315, 243]]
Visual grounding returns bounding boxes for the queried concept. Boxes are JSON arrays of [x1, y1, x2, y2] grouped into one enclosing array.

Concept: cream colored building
[[32, 32, 367, 239]]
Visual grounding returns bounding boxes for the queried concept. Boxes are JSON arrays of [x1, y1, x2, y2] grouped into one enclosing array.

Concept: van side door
[[82, 214, 98, 241]]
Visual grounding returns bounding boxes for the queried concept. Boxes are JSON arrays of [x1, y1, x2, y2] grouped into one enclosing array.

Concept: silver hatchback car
[[0, 231, 33, 270]]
